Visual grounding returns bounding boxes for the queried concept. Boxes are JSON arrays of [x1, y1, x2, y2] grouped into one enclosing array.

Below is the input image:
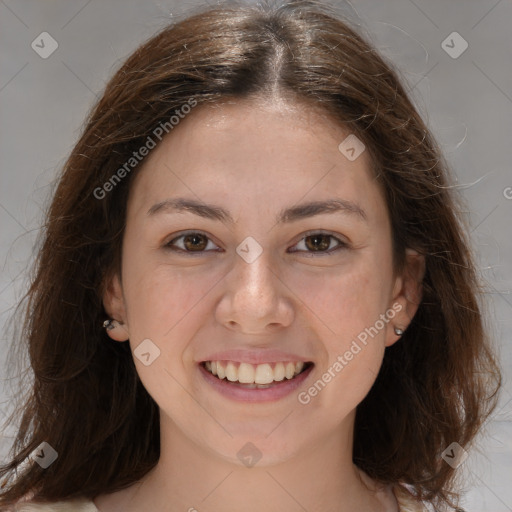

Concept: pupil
[[185, 234, 207, 251], [306, 234, 329, 251]]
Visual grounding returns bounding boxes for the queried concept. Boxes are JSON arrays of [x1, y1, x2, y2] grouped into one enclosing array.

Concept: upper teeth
[[205, 361, 305, 384]]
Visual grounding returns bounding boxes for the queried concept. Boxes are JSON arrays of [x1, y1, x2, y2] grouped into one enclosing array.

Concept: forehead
[[127, 99, 387, 224]]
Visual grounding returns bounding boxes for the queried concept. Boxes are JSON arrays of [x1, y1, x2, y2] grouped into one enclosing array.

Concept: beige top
[[12, 485, 428, 511]]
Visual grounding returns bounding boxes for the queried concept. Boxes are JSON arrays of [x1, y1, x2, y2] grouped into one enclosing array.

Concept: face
[[103, 98, 423, 467]]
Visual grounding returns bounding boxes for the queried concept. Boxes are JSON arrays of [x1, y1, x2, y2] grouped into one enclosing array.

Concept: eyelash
[[164, 230, 349, 257]]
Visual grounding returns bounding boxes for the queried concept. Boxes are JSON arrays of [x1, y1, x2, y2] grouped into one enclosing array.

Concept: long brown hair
[[0, 1, 501, 510]]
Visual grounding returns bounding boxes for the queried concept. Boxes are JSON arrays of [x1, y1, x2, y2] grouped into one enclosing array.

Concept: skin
[[97, 96, 425, 512]]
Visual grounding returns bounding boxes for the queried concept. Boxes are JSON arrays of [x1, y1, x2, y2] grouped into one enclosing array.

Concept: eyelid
[[164, 229, 349, 255], [288, 229, 348, 256], [165, 230, 220, 254]]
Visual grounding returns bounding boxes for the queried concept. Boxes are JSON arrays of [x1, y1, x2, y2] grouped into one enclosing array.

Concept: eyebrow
[[147, 197, 367, 224]]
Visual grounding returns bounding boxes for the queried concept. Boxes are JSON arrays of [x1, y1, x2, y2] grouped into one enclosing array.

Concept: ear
[[102, 272, 130, 342], [385, 248, 426, 347]]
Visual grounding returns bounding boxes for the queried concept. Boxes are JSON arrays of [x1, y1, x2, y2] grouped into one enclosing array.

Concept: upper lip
[[198, 349, 313, 365]]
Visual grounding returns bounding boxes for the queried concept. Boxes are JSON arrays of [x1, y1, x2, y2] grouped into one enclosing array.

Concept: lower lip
[[198, 363, 314, 403]]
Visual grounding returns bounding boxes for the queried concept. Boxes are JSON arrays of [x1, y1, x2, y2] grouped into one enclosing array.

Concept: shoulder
[[356, 467, 430, 512], [393, 486, 470, 512], [12, 498, 98, 512], [392, 485, 430, 512]]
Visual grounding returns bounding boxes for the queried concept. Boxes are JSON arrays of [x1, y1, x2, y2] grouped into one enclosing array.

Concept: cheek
[[120, 263, 215, 412], [121, 260, 230, 391], [123, 261, 212, 339], [290, 260, 390, 341], [290, 261, 390, 411]]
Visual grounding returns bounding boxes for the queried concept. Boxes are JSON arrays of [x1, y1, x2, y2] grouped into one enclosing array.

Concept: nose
[[215, 249, 294, 335]]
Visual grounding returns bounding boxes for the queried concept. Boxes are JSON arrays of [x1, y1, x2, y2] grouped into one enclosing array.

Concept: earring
[[103, 318, 129, 342], [103, 319, 117, 331], [394, 327, 404, 336]]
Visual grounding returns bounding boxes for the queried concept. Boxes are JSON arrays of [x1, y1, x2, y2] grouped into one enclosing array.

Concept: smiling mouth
[[200, 360, 314, 389]]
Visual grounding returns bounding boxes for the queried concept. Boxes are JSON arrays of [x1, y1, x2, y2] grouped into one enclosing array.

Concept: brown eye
[[304, 234, 332, 252], [290, 232, 348, 256], [164, 230, 347, 257], [182, 233, 208, 251], [165, 232, 218, 253]]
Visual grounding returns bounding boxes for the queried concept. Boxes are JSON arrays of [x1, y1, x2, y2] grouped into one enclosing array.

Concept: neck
[[95, 411, 393, 512]]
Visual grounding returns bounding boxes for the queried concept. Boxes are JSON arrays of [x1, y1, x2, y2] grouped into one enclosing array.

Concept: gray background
[[0, 0, 511, 510]]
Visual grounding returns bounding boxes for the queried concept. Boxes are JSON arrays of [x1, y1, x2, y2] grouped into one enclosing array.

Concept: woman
[[0, 1, 501, 511]]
